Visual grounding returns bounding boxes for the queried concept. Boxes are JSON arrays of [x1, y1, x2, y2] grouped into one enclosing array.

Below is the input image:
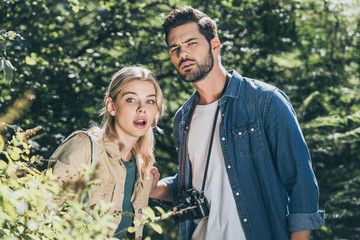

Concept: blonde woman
[[50, 66, 164, 239]]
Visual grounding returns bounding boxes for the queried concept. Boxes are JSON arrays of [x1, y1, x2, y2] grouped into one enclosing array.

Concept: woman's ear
[[106, 97, 116, 116]]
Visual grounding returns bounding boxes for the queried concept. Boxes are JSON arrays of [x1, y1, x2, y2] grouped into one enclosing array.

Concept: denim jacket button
[[176, 147, 179, 151], [221, 137, 226, 141], [227, 165, 231, 169], [238, 132, 242, 136], [250, 128, 255, 132], [243, 218, 247, 222], [236, 192, 240, 196]]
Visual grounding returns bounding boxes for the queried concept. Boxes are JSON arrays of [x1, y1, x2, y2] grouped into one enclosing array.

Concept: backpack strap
[[57, 130, 98, 166], [56, 130, 99, 207], [84, 130, 98, 167]]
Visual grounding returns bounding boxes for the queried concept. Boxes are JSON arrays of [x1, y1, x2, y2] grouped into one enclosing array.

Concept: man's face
[[167, 22, 214, 83]]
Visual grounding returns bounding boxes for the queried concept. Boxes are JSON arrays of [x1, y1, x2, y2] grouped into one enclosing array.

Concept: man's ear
[[106, 97, 116, 116], [210, 37, 221, 53]]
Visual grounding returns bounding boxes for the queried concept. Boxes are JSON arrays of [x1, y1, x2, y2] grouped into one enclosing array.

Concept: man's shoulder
[[231, 74, 278, 103], [174, 107, 183, 121], [241, 76, 277, 94]]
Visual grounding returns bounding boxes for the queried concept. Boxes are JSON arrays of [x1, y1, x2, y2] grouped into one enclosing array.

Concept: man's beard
[[177, 47, 214, 83]]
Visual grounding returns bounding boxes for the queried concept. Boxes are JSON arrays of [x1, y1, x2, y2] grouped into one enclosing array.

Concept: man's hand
[[150, 166, 160, 196], [148, 166, 173, 202]]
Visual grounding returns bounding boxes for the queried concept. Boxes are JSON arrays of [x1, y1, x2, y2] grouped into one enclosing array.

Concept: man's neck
[[192, 67, 227, 105]]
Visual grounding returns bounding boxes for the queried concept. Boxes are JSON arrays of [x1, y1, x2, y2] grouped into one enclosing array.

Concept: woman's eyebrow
[[121, 91, 137, 97], [121, 92, 156, 98]]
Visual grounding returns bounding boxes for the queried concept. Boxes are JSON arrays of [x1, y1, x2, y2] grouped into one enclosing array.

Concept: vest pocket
[[232, 121, 264, 157], [89, 177, 116, 203]]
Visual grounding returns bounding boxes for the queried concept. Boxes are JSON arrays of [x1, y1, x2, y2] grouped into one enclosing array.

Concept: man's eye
[[189, 42, 196, 46], [170, 47, 179, 53], [126, 98, 136, 103]]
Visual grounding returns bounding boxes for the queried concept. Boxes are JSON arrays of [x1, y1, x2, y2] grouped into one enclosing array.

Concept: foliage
[[0, 0, 359, 239], [0, 127, 117, 239], [0, 127, 173, 239], [0, 30, 23, 82]]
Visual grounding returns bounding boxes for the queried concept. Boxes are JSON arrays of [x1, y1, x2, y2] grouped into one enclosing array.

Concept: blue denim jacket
[[163, 70, 325, 240]]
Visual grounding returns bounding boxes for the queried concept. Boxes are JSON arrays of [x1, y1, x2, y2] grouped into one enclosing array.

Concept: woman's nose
[[137, 103, 146, 113]]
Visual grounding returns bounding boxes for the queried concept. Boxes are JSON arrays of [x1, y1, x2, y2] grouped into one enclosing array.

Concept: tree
[[1, 0, 359, 239]]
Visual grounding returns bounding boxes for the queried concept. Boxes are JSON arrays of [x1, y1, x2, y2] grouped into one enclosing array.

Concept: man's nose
[[179, 47, 189, 59]]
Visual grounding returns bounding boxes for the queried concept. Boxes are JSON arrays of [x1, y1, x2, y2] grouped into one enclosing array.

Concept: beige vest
[[50, 128, 152, 239]]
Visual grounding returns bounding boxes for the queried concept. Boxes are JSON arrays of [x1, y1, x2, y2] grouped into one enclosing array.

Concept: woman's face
[[107, 79, 159, 143]]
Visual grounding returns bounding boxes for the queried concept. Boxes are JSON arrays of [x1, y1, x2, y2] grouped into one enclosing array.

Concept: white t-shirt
[[188, 100, 246, 240]]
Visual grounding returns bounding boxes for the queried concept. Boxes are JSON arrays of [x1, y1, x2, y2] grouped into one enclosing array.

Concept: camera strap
[[179, 73, 231, 197]]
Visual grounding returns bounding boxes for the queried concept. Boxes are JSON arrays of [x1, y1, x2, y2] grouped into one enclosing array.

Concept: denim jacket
[[163, 70, 325, 240]]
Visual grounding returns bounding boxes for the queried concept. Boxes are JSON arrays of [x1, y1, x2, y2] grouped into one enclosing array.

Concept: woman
[[50, 66, 164, 239]]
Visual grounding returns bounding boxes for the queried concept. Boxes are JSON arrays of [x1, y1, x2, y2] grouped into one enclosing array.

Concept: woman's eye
[[126, 98, 136, 103], [147, 99, 156, 104]]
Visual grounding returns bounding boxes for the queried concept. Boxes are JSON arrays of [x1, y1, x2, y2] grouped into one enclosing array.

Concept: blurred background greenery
[[1, 0, 359, 239]]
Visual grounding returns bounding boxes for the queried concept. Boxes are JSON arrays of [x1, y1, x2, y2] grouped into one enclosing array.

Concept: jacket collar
[[103, 132, 144, 181], [181, 69, 242, 117], [103, 133, 122, 160]]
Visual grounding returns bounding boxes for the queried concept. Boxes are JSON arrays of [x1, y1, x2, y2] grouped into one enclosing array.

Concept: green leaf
[[3, 201, 17, 221], [6, 147, 20, 160], [0, 134, 4, 152], [154, 206, 165, 215], [143, 207, 155, 220], [0, 160, 8, 170], [0, 38, 7, 53], [133, 219, 141, 227], [4, 58, 14, 82], [149, 222, 162, 234]]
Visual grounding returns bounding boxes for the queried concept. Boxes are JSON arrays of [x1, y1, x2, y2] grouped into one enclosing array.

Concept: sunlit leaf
[[154, 206, 165, 215], [3, 201, 17, 221], [144, 207, 156, 220], [133, 219, 141, 227], [4, 58, 14, 82], [6, 147, 20, 160], [0, 160, 8, 170], [149, 222, 162, 234], [0, 134, 4, 152]]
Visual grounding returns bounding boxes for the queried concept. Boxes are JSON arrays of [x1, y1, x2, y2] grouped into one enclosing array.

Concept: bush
[[0, 127, 117, 239]]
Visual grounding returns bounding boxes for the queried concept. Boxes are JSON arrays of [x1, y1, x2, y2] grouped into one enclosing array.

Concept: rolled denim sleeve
[[162, 173, 179, 202], [265, 89, 325, 231], [287, 211, 325, 231]]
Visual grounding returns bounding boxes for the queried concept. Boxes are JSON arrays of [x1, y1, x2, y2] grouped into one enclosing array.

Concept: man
[[150, 6, 324, 240]]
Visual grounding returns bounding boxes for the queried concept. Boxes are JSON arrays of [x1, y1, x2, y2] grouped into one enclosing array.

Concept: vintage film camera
[[173, 189, 210, 223]]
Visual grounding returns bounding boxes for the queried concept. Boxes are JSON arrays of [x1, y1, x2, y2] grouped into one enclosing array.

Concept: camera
[[173, 189, 210, 223]]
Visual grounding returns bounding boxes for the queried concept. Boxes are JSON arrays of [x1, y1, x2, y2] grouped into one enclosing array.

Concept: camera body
[[173, 189, 210, 223]]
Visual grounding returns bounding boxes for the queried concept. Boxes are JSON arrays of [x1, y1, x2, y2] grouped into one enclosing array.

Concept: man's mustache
[[178, 58, 195, 69]]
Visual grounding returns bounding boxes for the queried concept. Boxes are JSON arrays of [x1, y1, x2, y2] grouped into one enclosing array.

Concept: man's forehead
[[167, 22, 204, 45]]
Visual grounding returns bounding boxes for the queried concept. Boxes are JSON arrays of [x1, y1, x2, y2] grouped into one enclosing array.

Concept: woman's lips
[[133, 118, 147, 128]]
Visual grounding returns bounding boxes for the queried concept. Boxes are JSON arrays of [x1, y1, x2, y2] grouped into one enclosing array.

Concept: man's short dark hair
[[162, 6, 218, 45]]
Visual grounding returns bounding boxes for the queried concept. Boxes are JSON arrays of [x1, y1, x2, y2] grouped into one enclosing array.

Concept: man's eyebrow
[[168, 37, 198, 49]]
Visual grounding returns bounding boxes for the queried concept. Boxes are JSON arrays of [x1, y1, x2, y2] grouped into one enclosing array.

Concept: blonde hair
[[101, 66, 164, 178]]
